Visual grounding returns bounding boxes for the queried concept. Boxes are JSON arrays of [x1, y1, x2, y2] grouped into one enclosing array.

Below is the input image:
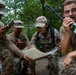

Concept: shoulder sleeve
[[59, 26, 65, 39], [7, 33, 13, 41], [30, 32, 38, 45], [2, 35, 24, 58]]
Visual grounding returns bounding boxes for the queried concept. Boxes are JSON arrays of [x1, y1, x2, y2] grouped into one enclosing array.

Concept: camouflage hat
[[0, 21, 4, 28], [13, 20, 24, 28], [0, 0, 5, 15], [35, 16, 47, 27]]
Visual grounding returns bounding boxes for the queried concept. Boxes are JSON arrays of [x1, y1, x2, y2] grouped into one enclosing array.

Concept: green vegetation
[[3, 0, 64, 41]]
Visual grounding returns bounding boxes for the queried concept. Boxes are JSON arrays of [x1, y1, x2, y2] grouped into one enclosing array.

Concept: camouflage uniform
[[31, 28, 61, 75], [8, 20, 30, 75], [1, 49, 14, 75], [0, 21, 14, 75], [0, 22, 24, 75], [59, 26, 76, 75], [0, 1, 26, 75]]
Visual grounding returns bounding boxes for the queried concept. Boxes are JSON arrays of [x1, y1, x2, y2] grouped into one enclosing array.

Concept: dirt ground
[[35, 58, 50, 75]]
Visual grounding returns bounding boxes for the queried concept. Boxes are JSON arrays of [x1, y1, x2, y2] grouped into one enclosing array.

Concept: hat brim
[[35, 23, 45, 27], [14, 26, 24, 28]]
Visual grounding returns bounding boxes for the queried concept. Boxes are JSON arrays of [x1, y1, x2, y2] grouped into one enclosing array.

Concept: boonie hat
[[13, 20, 24, 28], [35, 16, 47, 27], [0, 0, 5, 15]]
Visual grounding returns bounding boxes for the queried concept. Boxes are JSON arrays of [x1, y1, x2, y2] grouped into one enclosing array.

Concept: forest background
[[2, 0, 64, 40]]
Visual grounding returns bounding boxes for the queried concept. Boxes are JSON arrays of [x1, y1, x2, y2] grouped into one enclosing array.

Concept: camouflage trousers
[[14, 57, 30, 75], [58, 56, 76, 75], [0, 49, 14, 75], [48, 55, 59, 75], [0, 48, 30, 75], [29, 60, 36, 75], [39, 48, 61, 75], [14, 57, 21, 75]]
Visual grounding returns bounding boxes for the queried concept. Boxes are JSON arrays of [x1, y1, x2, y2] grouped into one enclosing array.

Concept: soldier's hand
[[64, 54, 73, 67], [0, 25, 11, 38], [23, 54, 33, 61], [0, 25, 11, 30], [16, 39, 24, 48], [24, 44, 36, 49], [23, 54, 29, 60], [29, 45, 36, 48], [63, 17, 74, 33]]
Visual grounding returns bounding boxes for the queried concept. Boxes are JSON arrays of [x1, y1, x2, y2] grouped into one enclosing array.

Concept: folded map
[[22, 48, 58, 60]]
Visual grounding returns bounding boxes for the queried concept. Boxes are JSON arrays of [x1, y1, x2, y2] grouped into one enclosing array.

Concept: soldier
[[8, 20, 30, 75], [0, 0, 30, 75], [59, 0, 76, 75], [30, 16, 61, 75]]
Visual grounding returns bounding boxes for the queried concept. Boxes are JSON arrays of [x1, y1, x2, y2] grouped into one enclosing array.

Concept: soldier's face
[[13, 27, 22, 35], [37, 24, 48, 34], [63, 3, 76, 22]]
